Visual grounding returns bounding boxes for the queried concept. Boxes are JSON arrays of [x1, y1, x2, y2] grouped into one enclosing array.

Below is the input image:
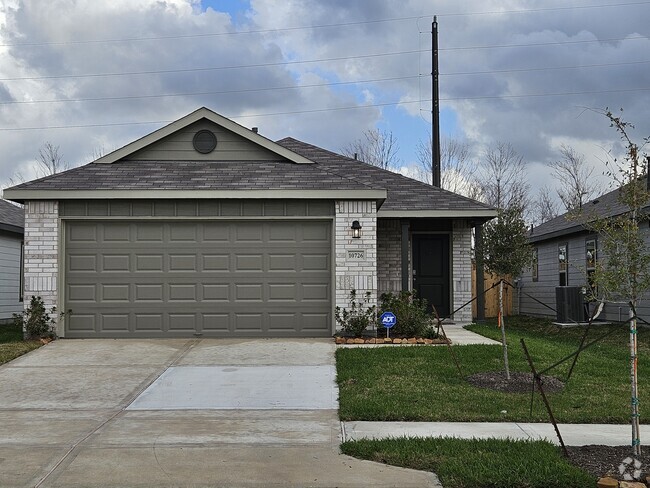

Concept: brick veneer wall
[[377, 218, 402, 294], [335, 201, 377, 315], [24, 201, 60, 333], [452, 219, 473, 322]]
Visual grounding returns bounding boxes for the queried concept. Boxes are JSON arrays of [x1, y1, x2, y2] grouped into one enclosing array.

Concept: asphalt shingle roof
[[0, 199, 24, 231], [529, 183, 639, 242], [6, 136, 494, 216], [276, 138, 494, 213], [8, 160, 375, 191]]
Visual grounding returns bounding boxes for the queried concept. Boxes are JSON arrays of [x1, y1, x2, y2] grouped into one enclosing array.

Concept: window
[[559, 244, 568, 286], [532, 248, 538, 282], [19, 241, 24, 302], [586, 239, 597, 296]]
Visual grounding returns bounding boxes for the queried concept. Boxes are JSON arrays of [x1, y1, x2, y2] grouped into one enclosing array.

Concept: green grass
[[0, 321, 42, 365], [337, 315, 648, 423], [341, 437, 594, 488]]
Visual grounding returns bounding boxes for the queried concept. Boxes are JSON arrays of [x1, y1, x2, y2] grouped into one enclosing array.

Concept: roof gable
[[96, 107, 313, 164]]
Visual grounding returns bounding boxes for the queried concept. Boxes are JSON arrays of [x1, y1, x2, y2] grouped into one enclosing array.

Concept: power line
[[0, 75, 421, 106], [4, 83, 650, 131], [441, 34, 648, 52], [1, 1, 647, 47], [441, 59, 650, 76], [0, 49, 427, 82]]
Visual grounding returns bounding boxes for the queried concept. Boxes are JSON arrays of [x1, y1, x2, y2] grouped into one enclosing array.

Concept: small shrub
[[379, 290, 431, 337], [13, 296, 59, 339], [335, 289, 376, 337]]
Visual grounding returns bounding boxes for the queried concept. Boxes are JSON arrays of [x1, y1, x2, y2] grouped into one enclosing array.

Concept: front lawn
[[337, 315, 648, 423], [0, 321, 42, 365], [341, 437, 594, 488]]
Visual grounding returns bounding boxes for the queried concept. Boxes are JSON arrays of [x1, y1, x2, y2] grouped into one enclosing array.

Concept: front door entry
[[412, 234, 450, 319]]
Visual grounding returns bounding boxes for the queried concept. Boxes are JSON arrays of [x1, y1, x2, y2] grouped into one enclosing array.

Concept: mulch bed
[[567, 445, 650, 481], [466, 371, 565, 394]]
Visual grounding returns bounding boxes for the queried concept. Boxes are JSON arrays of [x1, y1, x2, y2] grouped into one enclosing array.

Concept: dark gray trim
[[0, 223, 23, 235], [401, 219, 410, 292]]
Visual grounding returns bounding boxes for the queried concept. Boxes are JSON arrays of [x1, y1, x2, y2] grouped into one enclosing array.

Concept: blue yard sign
[[380, 312, 396, 328]]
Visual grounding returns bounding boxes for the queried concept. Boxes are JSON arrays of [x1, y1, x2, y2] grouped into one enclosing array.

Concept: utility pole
[[431, 16, 441, 187]]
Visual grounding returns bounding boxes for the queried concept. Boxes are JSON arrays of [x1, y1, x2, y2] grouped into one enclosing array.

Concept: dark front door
[[412, 234, 450, 318]]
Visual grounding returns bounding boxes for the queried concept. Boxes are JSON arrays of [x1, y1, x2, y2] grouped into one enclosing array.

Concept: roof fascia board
[[0, 223, 23, 235], [94, 107, 313, 165], [528, 225, 586, 243], [3, 188, 387, 202], [378, 209, 497, 218]]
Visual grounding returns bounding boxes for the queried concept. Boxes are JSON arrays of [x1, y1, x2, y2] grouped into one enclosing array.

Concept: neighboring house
[[3, 107, 495, 338], [519, 181, 649, 323], [0, 199, 24, 323]]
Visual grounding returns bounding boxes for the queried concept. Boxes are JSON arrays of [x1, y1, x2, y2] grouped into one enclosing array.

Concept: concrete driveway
[[0, 338, 440, 488]]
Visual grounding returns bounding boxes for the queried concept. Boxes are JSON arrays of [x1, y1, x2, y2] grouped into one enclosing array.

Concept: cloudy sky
[[1, 0, 649, 208]]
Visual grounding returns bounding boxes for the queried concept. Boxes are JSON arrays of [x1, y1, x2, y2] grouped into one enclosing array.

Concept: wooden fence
[[471, 263, 513, 319]]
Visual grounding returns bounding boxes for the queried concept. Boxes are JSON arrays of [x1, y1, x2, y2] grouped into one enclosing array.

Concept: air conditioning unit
[[555, 286, 585, 323]]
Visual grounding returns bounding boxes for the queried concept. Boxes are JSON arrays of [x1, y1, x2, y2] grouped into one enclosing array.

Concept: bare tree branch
[[476, 142, 530, 214], [36, 142, 69, 177], [531, 185, 560, 225], [342, 129, 400, 170], [416, 135, 481, 198], [550, 144, 603, 211]]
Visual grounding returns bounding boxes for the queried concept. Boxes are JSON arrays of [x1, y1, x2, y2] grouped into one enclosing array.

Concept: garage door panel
[[235, 314, 263, 331], [203, 254, 230, 271], [136, 223, 164, 242], [169, 254, 197, 271], [135, 314, 164, 331], [203, 284, 230, 301], [68, 314, 96, 332], [136, 255, 164, 271], [68, 284, 97, 302], [134, 284, 164, 301], [102, 314, 130, 331], [65, 220, 331, 338], [68, 254, 97, 272], [103, 254, 130, 272], [101, 284, 130, 302], [169, 314, 196, 330], [103, 224, 131, 242], [268, 313, 296, 331], [202, 313, 230, 331], [169, 284, 197, 301], [235, 254, 263, 271], [235, 284, 263, 301]]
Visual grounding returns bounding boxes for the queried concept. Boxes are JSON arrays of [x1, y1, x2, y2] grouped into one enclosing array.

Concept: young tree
[[550, 145, 603, 212], [584, 110, 650, 456], [416, 135, 481, 199], [477, 204, 533, 380], [36, 142, 69, 177], [342, 129, 400, 170]]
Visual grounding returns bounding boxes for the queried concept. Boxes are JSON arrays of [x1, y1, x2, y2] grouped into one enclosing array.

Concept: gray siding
[[519, 228, 650, 323], [129, 120, 286, 161], [0, 231, 22, 320], [60, 199, 334, 218]]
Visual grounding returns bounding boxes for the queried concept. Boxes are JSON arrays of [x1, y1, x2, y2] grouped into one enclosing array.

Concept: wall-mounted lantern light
[[351, 220, 362, 238]]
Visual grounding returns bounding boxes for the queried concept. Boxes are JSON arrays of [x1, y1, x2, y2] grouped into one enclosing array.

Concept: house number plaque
[[347, 250, 365, 260]]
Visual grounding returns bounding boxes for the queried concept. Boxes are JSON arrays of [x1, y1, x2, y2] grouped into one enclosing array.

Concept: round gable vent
[[193, 130, 217, 154]]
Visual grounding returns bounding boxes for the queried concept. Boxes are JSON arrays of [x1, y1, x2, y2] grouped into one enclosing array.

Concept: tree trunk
[[630, 305, 641, 456], [500, 279, 510, 380]]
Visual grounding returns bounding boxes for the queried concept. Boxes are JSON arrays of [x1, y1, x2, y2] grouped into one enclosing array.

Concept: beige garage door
[[64, 220, 332, 338]]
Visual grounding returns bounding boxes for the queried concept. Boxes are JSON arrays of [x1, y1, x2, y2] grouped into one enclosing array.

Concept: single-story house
[[3, 107, 495, 338], [0, 199, 24, 323], [518, 180, 650, 323]]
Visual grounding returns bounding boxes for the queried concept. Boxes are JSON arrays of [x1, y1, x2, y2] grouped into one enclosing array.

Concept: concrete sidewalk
[[343, 421, 649, 446]]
